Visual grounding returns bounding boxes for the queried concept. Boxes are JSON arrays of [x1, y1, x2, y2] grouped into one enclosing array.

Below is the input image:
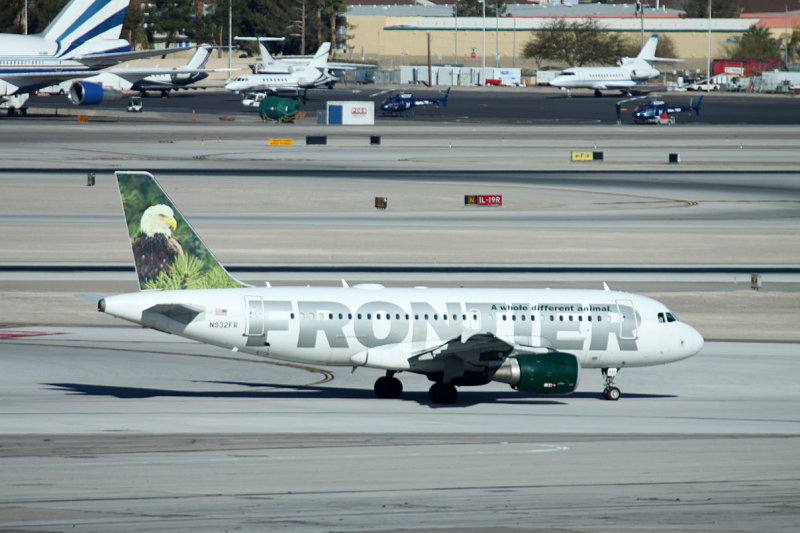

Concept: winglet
[[115, 171, 248, 290], [603, 282, 611, 291]]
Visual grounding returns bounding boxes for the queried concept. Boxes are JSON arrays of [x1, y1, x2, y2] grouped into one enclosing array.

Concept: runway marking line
[[0, 330, 65, 340]]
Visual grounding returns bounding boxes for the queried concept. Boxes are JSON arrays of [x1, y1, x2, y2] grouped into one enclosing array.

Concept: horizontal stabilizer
[[144, 303, 204, 325]]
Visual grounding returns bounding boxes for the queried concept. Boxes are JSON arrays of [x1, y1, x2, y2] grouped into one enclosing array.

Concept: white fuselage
[[549, 61, 659, 91], [101, 286, 704, 374], [224, 68, 328, 93]]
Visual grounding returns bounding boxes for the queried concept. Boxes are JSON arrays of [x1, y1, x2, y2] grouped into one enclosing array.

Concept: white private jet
[[68, 45, 224, 105], [97, 171, 704, 404], [224, 42, 334, 96], [237, 36, 373, 88], [0, 0, 194, 114], [550, 35, 680, 97]]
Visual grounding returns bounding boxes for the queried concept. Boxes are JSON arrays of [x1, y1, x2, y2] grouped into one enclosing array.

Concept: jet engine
[[68, 81, 123, 105], [491, 352, 579, 395]]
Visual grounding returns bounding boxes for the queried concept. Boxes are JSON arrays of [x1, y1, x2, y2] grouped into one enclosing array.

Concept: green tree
[[620, 33, 679, 59], [778, 27, 800, 63], [27, 0, 68, 33], [680, 0, 737, 18], [452, 0, 507, 18], [727, 24, 781, 60], [0, 1, 23, 33], [123, 0, 149, 49], [147, 0, 195, 47], [523, 19, 626, 67]]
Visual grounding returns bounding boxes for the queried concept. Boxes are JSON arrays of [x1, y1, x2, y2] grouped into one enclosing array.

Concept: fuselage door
[[467, 308, 482, 331], [616, 299, 638, 340], [245, 296, 264, 336]]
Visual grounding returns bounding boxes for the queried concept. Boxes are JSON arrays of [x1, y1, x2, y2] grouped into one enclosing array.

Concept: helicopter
[[618, 95, 703, 125], [374, 87, 450, 116]]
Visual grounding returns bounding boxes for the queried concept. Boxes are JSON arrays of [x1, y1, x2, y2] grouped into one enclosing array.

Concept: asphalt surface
[[27, 85, 800, 124], [1, 329, 798, 532], [1, 100, 799, 532]]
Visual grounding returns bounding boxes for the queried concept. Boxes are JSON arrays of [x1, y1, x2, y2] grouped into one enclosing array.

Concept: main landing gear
[[374, 371, 403, 399], [601, 367, 621, 401], [373, 372, 459, 404], [428, 382, 458, 404]]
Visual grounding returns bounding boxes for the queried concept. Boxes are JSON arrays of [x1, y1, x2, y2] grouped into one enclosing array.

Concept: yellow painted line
[[269, 138, 293, 146]]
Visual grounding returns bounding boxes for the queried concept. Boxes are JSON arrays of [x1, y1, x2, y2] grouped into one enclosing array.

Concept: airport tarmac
[[1, 114, 798, 531], [0, 328, 799, 531]]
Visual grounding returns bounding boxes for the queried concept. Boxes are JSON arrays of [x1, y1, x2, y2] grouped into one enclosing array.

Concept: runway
[[0, 327, 799, 531], [1, 107, 799, 531]]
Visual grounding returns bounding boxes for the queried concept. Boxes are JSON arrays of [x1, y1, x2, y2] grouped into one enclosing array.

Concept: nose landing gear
[[602, 367, 621, 401]]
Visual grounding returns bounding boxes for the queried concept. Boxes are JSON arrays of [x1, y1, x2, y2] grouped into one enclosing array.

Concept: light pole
[[454, 4, 458, 65], [228, 0, 232, 82], [495, 1, 499, 68], [482, 0, 486, 85], [706, 0, 711, 92]]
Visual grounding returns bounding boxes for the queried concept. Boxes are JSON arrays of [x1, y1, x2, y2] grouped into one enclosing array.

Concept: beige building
[[344, 14, 758, 71]]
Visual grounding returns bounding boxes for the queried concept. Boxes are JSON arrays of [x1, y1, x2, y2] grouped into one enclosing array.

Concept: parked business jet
[[549, 35, 680, 97], [98, 171, 704, 404], [68, 45, 222, 105], [237, 36, 371, 88], [224, 42, 334, 96], [0, 0, 196, 112]]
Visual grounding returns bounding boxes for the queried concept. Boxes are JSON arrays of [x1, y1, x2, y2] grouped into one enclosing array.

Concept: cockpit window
[[658, 312, 678, 323]]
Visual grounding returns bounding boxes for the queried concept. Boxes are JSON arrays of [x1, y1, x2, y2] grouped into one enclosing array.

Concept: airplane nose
[[681, 324, 705, 357]]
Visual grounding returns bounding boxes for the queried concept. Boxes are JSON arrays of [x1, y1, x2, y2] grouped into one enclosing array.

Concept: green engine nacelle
[[259, 95, 302, 122], [492, 352, 580, 395]]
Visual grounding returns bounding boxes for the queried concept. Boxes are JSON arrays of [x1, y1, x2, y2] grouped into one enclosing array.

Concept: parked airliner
[[0, 0, 194, 113], [550, 35, 680, 97], [68, 45, 221, 105], [98, 171, 704, 404]]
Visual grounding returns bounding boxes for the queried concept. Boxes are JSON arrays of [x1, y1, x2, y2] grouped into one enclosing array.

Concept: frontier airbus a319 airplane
[[99, 172, 704, 404]]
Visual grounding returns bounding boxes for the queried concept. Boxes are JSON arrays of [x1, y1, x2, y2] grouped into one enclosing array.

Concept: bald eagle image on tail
[[132, 205, 184, 283], [116, 171, 246, 290]]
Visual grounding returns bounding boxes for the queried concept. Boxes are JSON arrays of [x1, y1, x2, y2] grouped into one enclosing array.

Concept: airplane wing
[[75, 46, 196, 69], [328, 62, 376, 70], [107, 67, 227, 83], [0, 69, 104, 93], [354, 330, 553, 372], [599, 81, 638, 89]]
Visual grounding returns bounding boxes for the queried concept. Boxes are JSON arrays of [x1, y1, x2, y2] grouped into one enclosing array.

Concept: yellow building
[[344, 14, 757, 71]]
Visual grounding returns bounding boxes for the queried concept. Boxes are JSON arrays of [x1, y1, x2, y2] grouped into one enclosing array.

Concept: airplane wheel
[[428, 383, 457, 404], [374, 376, 403, 399], [603, 387, 621, 401]]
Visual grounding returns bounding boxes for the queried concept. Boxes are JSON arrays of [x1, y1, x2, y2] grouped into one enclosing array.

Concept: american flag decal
[[215, 308, 228, 316]]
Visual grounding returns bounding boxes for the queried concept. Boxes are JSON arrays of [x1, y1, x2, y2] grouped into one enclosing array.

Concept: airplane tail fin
[[692, 95, 703, 117], [42, 0, 130, 57], [114, 171, 248, 291], [308, 42, 332, 70], [187, 45, 213, 69], [259, 41, 278, 69], [636, 35, 659, 61], [439, 87, 450, 108]]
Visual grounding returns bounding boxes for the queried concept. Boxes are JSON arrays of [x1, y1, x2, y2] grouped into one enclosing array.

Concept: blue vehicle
[[379, 87, 450, 116], [630, 96, 702, 124]]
